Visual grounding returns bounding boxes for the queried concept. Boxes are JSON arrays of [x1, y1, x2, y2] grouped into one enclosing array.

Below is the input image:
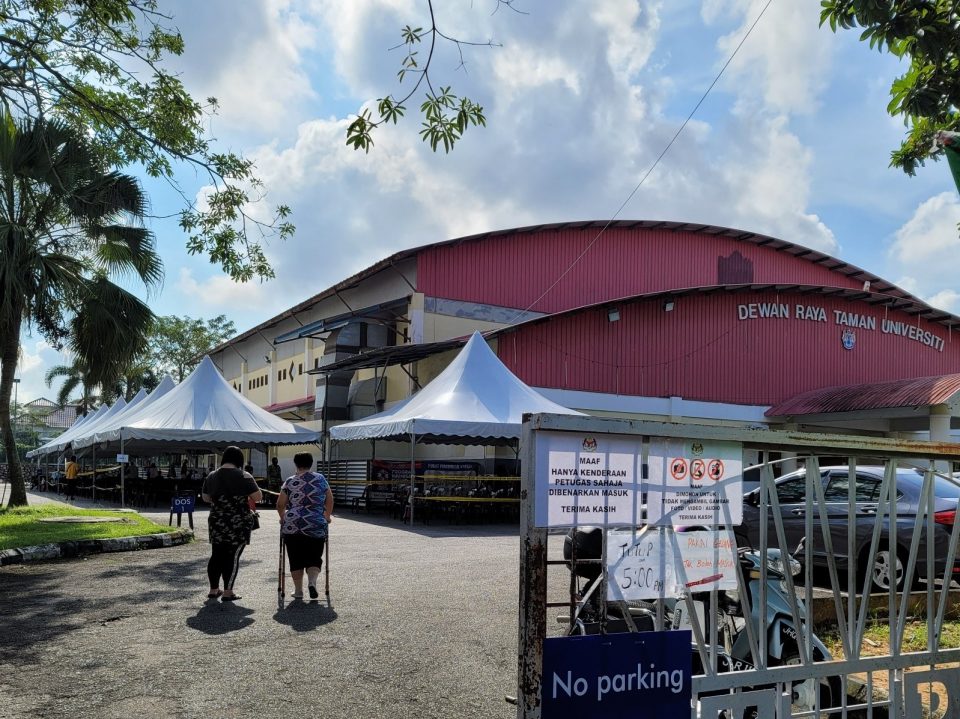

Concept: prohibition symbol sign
[[670, 458, 688, 481], [707, 459, 724, 481], [691, 459, 706, 481]]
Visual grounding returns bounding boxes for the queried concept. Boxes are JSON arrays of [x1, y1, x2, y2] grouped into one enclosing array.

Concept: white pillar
[[929, 404, 952, 476]]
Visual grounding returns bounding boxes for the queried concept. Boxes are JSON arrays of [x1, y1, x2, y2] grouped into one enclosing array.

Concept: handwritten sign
[[535, 431, 641, 528], [646, 439, 743, 526], [606, 529, 738, 600]]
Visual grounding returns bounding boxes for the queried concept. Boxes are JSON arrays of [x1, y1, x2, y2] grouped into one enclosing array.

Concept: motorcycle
[[563, 527, 842, 715]]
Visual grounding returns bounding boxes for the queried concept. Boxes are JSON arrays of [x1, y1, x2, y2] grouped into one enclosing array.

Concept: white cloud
[[14, 338, 60, 404], [890, 192, 960, 265], [887, 192, 960, 308], [219, 0, 842, 307], [168, 0, 321, 133], [175, 268, 283, 315], [705, 0, 833, 114], [925, 289, 960, 314]]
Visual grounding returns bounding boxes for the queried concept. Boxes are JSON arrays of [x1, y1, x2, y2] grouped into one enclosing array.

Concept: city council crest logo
[[582, 437, 598, 452], [691, 442, 704, 456], [841, 329, 856, 350]]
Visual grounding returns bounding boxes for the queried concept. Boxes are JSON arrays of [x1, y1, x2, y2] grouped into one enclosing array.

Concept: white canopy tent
[[27, 403, 108, 459], [330, 331, 583, 443], [29, 359, 318, 506], [329, 331, 583, 521], [89, 356, 320, 452], [72, 375, 176, 451]]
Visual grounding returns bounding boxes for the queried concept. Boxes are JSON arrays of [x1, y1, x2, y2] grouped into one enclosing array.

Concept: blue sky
[[17, 0, 960, 403]]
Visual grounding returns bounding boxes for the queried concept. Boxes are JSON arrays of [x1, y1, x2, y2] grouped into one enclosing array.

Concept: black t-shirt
[[202, 467, 259, 499]]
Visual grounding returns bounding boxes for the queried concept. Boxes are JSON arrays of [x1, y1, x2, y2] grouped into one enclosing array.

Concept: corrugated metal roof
[[209, 220, 933, 354], [766, 374, 960, 417], [497, 284, 960, 332]]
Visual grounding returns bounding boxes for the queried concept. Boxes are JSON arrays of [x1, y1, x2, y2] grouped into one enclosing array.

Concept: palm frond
[[68, 276, 155, 389], [89, 225, 164, 288]]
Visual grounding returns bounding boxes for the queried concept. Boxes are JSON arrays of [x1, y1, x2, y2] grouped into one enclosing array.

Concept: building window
[[314, 358, 319, 369], [298, 363, 303, 375]]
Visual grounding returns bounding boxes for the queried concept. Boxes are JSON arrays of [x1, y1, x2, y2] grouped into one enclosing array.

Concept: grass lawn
[[821, 620, 960, 718], [0, 503, 178, 550], [822, 619, 960, 656]]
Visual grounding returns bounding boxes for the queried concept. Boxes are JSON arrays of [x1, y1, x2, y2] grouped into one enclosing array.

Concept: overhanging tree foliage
[[148, 314, 236, 382], [0, 111, 159, 507], [0, 0, 293, 281], [820, 1, 960, 176], [346, 0, 524, 152]]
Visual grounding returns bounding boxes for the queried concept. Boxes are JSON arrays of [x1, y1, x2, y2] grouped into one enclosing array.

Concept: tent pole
[[92, 444, 97, 504], [120, 435, 125, 508], [409, 433, 416, 526]]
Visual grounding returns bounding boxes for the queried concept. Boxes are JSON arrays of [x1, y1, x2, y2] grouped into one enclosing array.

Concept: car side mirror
[[746, 491, 760, 507]]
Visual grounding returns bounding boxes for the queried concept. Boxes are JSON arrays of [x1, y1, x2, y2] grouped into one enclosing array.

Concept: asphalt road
[[0, 493, 527, 719]]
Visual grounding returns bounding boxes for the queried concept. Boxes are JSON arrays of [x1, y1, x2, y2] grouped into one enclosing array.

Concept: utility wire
[[504, 0, 775, 325]]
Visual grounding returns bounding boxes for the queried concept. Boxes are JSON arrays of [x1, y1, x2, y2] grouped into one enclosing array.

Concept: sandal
[[221, 595, 242, 602], [207, 589, 223, 599]]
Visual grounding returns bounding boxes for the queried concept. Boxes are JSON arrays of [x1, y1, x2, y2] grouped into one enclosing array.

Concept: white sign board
[[116, 453, 129, 463], [535, 431, 641, 527], [606, 529, 738, 600], [646, 438, 743, 526]]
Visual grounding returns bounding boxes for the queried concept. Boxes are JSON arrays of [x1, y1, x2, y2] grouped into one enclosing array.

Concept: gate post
[[517, 418, 547, 718]]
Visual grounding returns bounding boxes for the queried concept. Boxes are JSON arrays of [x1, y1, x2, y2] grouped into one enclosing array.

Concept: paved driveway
[[0, 494, 521, 719]]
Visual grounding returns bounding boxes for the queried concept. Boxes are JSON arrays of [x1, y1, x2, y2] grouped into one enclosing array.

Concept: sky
[[16, 0, 960, 404]]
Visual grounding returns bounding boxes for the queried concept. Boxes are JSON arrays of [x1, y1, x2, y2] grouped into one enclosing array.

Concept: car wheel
[[870, 548, 905, 593]]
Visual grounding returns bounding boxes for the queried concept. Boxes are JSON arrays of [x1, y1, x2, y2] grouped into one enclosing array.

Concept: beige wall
[[422, 313, 506, 344]]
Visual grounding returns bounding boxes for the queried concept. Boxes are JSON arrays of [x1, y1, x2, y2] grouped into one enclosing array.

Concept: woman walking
[[202, 446, 262, 601], [277, 452, 333, 600]]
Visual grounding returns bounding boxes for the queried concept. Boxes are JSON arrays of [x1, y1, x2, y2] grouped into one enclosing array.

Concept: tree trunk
[[0, 311, 27, 507]]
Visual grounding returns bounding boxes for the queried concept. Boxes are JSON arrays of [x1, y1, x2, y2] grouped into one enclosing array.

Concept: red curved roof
[[766, 374, 960, 417], [214, 220, 932, 352]]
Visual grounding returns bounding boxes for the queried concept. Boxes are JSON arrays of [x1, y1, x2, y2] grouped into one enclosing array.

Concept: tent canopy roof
[[89, 356, 319, 449], [329, 332, 584, 444]]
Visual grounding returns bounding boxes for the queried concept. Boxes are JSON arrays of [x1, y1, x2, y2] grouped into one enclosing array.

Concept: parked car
[[739, 466, 960, 593]]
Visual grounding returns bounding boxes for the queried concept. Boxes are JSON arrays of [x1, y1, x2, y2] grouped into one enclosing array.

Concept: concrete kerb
[[0, 528, 194, 566]]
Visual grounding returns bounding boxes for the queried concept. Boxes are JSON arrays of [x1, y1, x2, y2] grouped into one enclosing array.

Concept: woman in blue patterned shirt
[[276, 452, 334, 600]]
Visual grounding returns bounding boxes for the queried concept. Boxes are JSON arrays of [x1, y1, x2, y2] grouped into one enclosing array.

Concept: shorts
[[283, 533, 326, 571]]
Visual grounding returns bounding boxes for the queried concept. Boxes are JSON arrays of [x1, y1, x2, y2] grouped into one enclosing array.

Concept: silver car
[[740, 466, 960, 593]]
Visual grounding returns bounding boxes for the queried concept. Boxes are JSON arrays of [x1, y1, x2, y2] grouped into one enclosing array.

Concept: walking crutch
[[324, 532, 332, 607], [277, 534, 286, 608]]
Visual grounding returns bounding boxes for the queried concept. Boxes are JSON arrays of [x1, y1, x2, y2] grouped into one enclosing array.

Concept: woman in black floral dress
[[201, 446, 262, 601]]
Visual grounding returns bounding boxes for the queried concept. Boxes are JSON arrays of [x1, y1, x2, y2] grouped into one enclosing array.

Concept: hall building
[[207, 220, 960, 467]]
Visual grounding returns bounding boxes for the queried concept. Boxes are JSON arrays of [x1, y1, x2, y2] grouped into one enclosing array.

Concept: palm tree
[[0, 111, 162, 507], [44, 358, 100, 413]]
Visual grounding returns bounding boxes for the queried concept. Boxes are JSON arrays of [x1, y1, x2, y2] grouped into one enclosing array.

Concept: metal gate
[[517, 413, 960, 718]]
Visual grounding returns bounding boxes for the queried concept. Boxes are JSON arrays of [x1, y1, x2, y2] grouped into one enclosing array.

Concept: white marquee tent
[[86, 356, 320, 452], [72, 375, 176, 451], [329, 332, 583, 522], [330, 331, 584, 444]]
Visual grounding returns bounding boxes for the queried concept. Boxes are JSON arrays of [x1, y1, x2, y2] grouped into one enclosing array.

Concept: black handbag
[[250, 511, 261, 530]]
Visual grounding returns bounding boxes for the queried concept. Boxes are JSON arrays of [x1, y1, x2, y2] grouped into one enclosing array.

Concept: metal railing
[[517, 413, 960, 718]]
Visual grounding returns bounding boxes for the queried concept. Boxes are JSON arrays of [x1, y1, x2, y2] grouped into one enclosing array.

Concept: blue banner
[[542, 630, 691, 719]]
